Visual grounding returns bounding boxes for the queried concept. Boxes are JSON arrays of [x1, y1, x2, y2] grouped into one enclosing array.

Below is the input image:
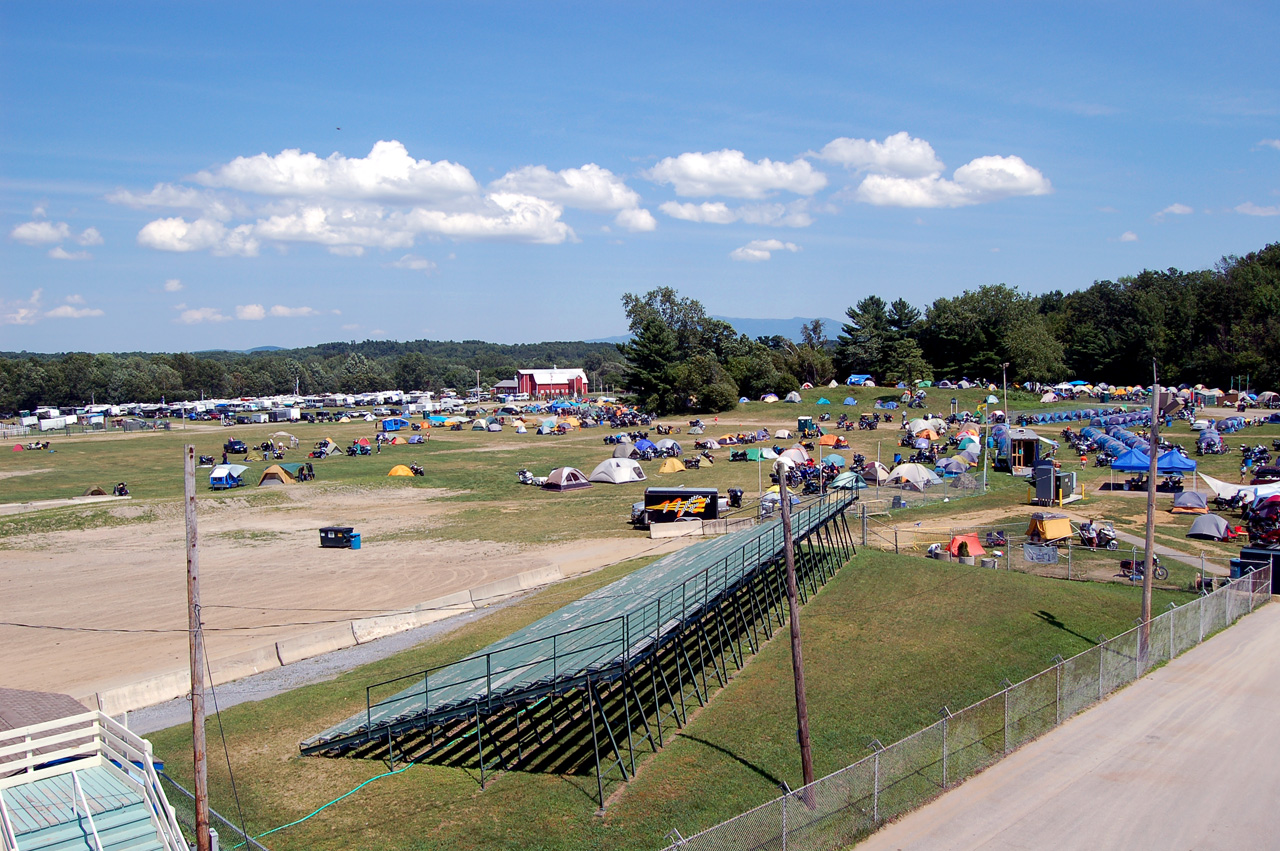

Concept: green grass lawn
[[150, 550, 1190, 851]]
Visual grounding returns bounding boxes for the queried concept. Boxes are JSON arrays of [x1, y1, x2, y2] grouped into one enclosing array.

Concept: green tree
[[1004, 316, 1067, 384], [883, 339, 933, 387], [618, 315, 679, 414], [834, 296, 891, 379]]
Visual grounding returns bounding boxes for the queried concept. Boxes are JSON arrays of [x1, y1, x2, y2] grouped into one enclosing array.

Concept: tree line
[[620, 241, 1280, 414], [0, 339, 627, 413]]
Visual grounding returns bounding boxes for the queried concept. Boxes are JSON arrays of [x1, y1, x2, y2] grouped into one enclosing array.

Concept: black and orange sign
[[644, 488, 720, 522]]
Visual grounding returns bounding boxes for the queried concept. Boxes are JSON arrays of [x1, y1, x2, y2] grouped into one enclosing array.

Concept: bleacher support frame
[[301, 492, 858, 805]]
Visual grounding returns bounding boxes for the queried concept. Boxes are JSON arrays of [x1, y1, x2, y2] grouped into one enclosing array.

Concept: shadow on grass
[[681, 734, 785, 789], [1034, 610, 1097, 645]]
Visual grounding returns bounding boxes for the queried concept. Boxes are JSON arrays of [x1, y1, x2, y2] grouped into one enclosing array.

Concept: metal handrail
[[70, 770, 104, 851]]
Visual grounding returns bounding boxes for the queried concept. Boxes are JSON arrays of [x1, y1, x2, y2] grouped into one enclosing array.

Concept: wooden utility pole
[[1140, 362, 1159, 660], [776, 463, 815, 792], [185, 445, 211, 851]]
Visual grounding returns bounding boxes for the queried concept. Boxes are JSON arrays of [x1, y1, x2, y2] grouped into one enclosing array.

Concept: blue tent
[[843, 397, 857, 405], [634, 438, 656, 452], [1157, 449, 1197, 475], [739, 397, 749, 403], [846, 374, 873, 385], [1109, 447, 1152, 473], [380, 417, 410, 432], [816, 397, 830, 405]]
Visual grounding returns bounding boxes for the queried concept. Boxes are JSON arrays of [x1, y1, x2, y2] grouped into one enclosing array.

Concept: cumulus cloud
[[614, 207, 657, 232], [491, 163, 655, 231], [328, 245, 365, 257], [177, 307, 231, 324], [107, 183, 248, 221], [236, 304, 266, 320], [813, 132, 944, 178], [194, 140, 480, 203], [46, 295, 104, 319], [729, 239, 801, 262], [1, 289, 42, 325], [1258, 139, 1280, 151], [388, 254, 437, 273], [268, 305, 318, 317], [11, 220, 71, 245], [76, 227, 104, 246], [404, 193, 573, 243], [1236, 201, 1280, 217], [856, 155, 1052, 208], [1155, 203, 1193, 219], [48, 247, 92, 260], [660, 200, 813, 227], [645, 149, 827, 198], [164, 278, 184, 292], [138, 217, 260, 256], [1119, 231, 1139, 242]]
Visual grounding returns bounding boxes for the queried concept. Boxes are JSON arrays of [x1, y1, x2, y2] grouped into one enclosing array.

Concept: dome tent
[[589, 458, 647, 484], [542, 467, 592, 491]]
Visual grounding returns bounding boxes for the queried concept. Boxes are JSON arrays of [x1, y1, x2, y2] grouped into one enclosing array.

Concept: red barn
[[516, 368, 588, 397]]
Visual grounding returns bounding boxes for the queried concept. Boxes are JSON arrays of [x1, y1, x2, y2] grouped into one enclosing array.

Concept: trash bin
[[350, 532, 361, 550], [320, 526, 354, 548]]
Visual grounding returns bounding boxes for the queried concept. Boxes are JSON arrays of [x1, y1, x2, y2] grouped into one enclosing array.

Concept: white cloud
[[32, 204, 46, 218], [729, 239, 801, 262], [327, 245, 365, 257], [645, 149, 827, 198], [856, 155, 1051, 208], [1, 289, 42, 325], [404, 193, 573, 244], [45, 295, 104, 319], [163, 278, 184, 292], [659, 200, 813, 227], [48, 247, 92, 260], [1119, 231, 1139, 242], [491, 163, 641, 212], [137, 217, 260, 256], [236, 304, 266, 320], [813, 132, 944, 178], [1157, 203, 1193, 216], [11, 220, 70, 245], [268, 305, 318, 317], [177, 307, 231, 324], [107, 183, 248, 221], [614, 207, 657, 232], [1236, 201, 1280, 217], [251, 204, 415, 250], [195, 140, 480, 203], [76, 227, 104, 246], [1258, 139, 1280, 151], [389, 254, 437, 273]]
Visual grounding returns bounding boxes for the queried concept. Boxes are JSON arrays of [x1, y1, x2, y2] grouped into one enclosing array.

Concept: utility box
[[320, 526, 355, 548]]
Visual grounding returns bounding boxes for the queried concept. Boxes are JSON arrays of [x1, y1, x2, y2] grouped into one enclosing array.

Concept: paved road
[[859, 601, 1280, 851]]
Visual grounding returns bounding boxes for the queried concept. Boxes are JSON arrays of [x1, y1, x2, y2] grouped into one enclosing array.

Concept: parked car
[[224, 439, 248, 454]]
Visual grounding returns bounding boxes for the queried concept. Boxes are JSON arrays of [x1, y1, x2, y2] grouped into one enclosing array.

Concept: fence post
[[1199, 596, 1205, 643], [861, 503, 868, 546], [940, 707, 951, 788], [1097, 636, 1106, 701], [894, 528, 899, 555], [781, 786, 787, 851], [873, 749, 880, 823], [1001, 680, 1011, 754], [1052, 655, 1063, 726], [1067, 544, 1072, 580]]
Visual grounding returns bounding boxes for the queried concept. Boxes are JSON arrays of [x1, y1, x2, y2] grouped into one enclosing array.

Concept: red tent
[[946, 534, 986, 557], [11, 444, 23, 452], [355, 437, 370, 446]]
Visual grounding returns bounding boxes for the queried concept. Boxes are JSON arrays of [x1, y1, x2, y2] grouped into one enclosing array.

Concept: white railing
[[0, 711, 186, 851], [664, 566, 1272, 851]]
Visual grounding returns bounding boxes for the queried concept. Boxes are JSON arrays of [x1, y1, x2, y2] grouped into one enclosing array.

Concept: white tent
[[589, 458, 648, 484], [784, 391, 802, 403], [887, 463, 942, 491], [781, 446, 810, 465], [655, 438, 683, 454], [775, 428, 793, 439], [863, 461, 891, 483], [760, 447, 779, 460]]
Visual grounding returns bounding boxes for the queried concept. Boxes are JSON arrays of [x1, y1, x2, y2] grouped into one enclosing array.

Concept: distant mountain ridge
[[587, 315, 843, 345]]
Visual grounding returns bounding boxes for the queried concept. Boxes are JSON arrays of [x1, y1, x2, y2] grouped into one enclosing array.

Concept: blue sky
[[2, 2, 1278, 352]]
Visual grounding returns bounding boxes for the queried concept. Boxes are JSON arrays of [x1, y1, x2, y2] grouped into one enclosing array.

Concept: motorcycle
[[700, 450, 715, 465], [1079, 521, 1120, 550], [1118, 556, 1168, 581]]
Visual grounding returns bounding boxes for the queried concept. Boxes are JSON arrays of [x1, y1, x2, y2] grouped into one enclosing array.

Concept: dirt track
[[859, 601, 1280, 850], [0, 486, 683, 699]]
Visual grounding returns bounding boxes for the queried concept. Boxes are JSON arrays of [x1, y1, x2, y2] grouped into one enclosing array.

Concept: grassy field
[[149, 550, 1190, 851]]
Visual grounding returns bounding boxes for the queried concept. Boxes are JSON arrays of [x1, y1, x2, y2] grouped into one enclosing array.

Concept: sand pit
[[0, 485, 686, 702]]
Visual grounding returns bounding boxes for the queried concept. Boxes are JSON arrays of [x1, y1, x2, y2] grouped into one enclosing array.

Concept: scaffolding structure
[[300, 491, 859, 804]]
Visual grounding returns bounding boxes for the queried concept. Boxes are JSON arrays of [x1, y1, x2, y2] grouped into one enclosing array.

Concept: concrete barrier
[[650, 520, 705, 539], [96, 670, 189, 716], [275, 622, 358, 666], [517, 565, 564, 590], [470, 575, 526, 604], [416, 590, 474, 615], [209, 644, 282, 683], [352, 611, 424, 644]]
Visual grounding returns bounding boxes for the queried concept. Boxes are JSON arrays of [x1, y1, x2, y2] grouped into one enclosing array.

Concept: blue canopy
[[1157, 449, 1197, 474], [1110, 447, 1152, 473]]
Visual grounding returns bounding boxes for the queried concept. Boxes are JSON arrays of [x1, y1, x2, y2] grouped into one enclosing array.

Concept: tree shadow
[[1034, 610, 1097, 645], [682, 734, 785, 788]]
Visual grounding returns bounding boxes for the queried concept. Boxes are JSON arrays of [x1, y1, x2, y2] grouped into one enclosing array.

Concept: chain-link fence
[[159, 773, 271, 851], [663, 566, 1271, 851]]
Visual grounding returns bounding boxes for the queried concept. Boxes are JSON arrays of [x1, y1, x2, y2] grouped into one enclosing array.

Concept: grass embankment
[[151, 550, 1189, 851]]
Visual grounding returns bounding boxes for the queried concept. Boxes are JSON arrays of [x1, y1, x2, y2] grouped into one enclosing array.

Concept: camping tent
[[655, 439, 682, 455], [774, 429, 793, 439], [761, 393, 779, 403], [634, 438, 657, 453], [937, 457, 969, 475], [487, 422, 503, 432], [10, 444, 22, 452], [816, 398, 830, 405], [760, 447, 779, 460], [947, 534, 986, 557], [408, 434, 426, 443], [387, 465, 415, 476], [822, 454, 845, 468], [657, 457, 685, 474], [390, 436, 408, 444], [257, 464, 296, 486], [784, 391, 802, 403], [781, 446, 810, 465], [887, 463, 941, 490], [543, 467, 592, 490], [817, 434, 838, 447], [1187, 514, 1234, 541], [588, 458, 647, 484], [863, 461, 891, 483], [1026, 513, 1072, 542], [843, 397, 857, 405], [209, 464, 247, 490], [613, 444, 641, 459], [81, 486, 108, 496], [1171, 491, 1209, 514], [830, 471, 867, 490]]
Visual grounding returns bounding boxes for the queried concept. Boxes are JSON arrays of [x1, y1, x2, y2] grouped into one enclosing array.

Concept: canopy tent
[[1187, 514, 1235, 541], [257, 464, 296, 486], [887, 463, 941, 491], [1156, 449, 1196, 475], [589, 458, 647, 484], [829, 471, 867, 490], [543, 467, 593, 491], [657, 458, 685, 474], [269, 431, 299, 447], [1170, 491, 1208, 514], [209, 464, 248, 490], [387, 465, 415, 476], [1109, 447, 1152, 473], [947, 534, 986, 557]]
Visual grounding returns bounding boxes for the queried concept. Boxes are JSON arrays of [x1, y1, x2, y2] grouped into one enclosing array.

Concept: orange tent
[[817, 434, 838, 447], [916, 428, 939, 441], [946, 534, 986, 557], [356, 437, 370, 446]]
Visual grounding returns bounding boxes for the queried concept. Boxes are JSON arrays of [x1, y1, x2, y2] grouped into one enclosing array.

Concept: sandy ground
[[859, 601, 1280, 851], [0, 485, 687, 699]]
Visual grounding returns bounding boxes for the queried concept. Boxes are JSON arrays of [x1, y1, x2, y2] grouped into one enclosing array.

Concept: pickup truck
[[224, 439, 248, 454]]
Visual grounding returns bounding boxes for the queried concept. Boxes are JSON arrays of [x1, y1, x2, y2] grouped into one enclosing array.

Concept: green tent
[[746, 447, 762, 461], [830, 471, 868, 490]]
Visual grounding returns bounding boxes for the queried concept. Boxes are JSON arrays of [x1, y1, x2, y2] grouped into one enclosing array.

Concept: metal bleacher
[[301, 491, 859, 801]]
